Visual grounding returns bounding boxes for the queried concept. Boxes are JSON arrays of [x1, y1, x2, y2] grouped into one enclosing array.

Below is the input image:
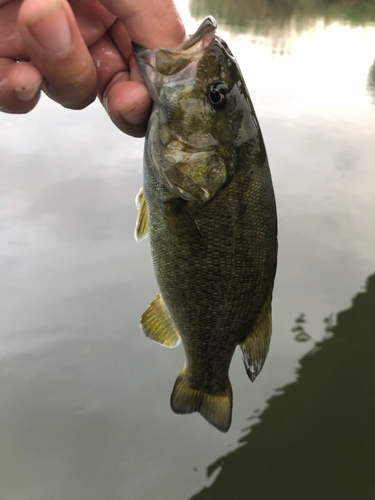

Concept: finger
[[0, 59, 42, 113], [17, 0, 97, 109], [0, 0, 28, 60], [99, 0, 186, 49], [89, 33, 128, 103], [66, 0, 115, 47], [104, 78, 150, 137], [90, 33, 151, 137]]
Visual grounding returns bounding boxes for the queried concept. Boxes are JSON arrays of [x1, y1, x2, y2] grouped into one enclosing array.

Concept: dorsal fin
[[240, 298, 272, 382], [140, 292, 180, 348], [134, 187, 148, 242]]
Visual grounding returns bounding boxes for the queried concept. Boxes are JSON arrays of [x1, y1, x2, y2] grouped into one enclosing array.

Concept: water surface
[[0, 1, 374, 498]]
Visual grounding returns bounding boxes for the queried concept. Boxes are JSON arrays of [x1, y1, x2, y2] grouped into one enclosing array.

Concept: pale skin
[[0, 0, 186, 137]]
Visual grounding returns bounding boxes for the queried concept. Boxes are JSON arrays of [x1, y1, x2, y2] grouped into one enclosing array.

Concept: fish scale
[[133, 16, 277, 432]]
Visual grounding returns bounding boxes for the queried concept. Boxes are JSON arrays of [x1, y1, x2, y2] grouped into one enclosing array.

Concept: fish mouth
[[132, 16, 217, 99], [132, 16, 217, 58]]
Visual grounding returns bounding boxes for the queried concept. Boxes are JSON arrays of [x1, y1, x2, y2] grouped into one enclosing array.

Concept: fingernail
[[15, 80, 42, 102], [27, 2, 72, 56]]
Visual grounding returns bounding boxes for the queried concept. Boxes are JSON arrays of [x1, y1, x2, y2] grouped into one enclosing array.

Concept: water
[[1, 1, 374, 498]]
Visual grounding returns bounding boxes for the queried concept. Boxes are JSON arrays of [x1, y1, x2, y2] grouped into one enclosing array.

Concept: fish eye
[[207, 82, 229, 109]]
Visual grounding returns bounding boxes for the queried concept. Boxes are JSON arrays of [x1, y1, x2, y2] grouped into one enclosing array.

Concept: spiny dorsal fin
[[240, 298, 272, 382], [134, 187, 148, 242], [170, 367, 232, 433], [140, 292, 180, 348]]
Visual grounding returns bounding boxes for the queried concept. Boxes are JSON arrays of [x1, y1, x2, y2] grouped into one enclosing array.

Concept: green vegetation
[[190, 0, 375, 30]]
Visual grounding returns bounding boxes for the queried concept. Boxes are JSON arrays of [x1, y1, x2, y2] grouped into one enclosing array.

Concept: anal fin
[[134, 187, 148, 242], [140, 292, 180, 348], [170, 367, 232, 433], [240, 298, 272, 382]]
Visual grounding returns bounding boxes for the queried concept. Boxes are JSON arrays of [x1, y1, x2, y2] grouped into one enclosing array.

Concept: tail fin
[[170, 369, 232, 433]]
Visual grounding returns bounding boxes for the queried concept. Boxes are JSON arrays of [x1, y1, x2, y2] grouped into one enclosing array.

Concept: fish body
[[133, 17, 277, 432]]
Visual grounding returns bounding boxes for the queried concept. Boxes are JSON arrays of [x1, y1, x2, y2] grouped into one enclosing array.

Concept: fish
[[132, 16, 277, 433]]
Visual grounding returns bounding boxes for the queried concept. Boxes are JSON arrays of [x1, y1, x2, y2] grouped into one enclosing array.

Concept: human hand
[[0, 0, 185, 137]]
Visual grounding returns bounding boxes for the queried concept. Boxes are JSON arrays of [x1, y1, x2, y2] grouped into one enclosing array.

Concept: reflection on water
[[291, 313, 312, 342], [367, 59, 375, 105], [191, 273, 375, 499], [190, 0, 375, 54], [190, 0, 375, 27]]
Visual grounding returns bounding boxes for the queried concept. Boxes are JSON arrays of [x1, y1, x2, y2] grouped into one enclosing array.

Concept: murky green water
[[1, 1, 374, 499]]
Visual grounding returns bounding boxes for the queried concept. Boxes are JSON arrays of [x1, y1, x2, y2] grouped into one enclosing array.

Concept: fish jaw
[[132, 17, 217, 105]]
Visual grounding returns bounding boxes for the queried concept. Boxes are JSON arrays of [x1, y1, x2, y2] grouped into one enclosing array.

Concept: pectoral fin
[[140, 292, 180, 348], [240, 299, 272, 382], [134, 187, 148, 242]]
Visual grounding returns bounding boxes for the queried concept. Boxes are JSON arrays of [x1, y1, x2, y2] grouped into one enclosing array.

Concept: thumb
[[99, 0, 186, 49]]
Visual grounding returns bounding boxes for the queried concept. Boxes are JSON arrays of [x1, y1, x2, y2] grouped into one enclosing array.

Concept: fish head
[[133, 16, 260, 203]]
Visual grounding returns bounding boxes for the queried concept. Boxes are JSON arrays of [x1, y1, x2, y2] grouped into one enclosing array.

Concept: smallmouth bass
[[133, 17, 277, 432]]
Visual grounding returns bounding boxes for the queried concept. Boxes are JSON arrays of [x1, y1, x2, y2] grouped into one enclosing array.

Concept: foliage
[[190, 0, 375, 29]]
